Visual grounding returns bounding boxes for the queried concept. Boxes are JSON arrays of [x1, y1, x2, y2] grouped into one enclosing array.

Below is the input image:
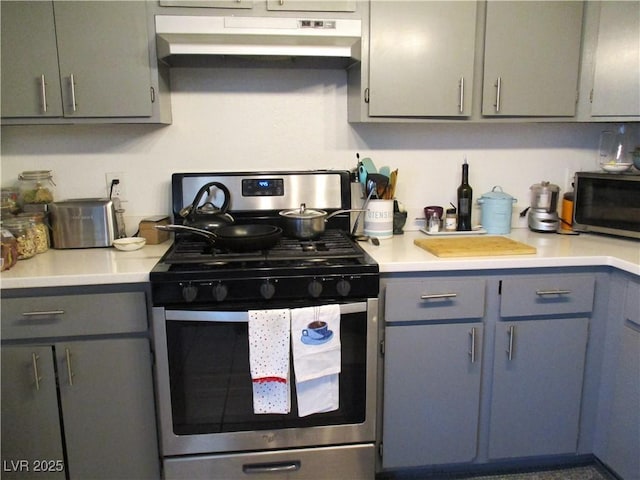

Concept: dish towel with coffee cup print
[[291, 304, 341, 417], [248, 309, 291, 414]]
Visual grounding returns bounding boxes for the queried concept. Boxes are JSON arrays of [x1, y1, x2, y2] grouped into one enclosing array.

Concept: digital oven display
[[241, 178, 284, 197]]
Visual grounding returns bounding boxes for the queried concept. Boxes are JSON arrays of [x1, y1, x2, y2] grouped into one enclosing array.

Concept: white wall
[[0, 67, 629, 233]]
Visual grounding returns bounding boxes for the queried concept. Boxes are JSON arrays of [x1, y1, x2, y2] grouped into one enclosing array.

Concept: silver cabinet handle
[[22, 310, 65, 317], [420, 293, 457, 300], [468, 327, 476, 363], [494, 76, 502, 113], [535, 289, 572, 296], [40, 74, 47, 113], [459, 77, 465, 114], [32, 353, 42, 391], [506, 325, 515, 361], [65, 348, 74, 386], [69, 74, 77, 112]]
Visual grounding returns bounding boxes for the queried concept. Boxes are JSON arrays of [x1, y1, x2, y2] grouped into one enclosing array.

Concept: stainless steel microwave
[[573, 171, 640, 239]]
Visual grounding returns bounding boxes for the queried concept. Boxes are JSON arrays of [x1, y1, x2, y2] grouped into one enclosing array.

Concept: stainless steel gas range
[[149, 171, 380, 479]]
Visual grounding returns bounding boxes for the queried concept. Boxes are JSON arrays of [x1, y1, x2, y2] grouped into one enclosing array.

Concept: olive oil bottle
[[457, 158, 472, 231]]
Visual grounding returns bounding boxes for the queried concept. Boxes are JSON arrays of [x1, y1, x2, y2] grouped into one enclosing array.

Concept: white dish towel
[[291, 304, 341, 417], [248, 309, 291, 414]]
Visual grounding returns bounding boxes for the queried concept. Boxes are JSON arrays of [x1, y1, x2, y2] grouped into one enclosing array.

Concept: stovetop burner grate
[[162, 230, 363, 265]]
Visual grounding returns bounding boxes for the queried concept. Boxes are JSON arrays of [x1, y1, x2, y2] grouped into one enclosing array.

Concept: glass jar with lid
[[18, 170, 56, 206], [17, 212, 49, 253], [1, 188, 20, 216], [2, 218, 36, 259]]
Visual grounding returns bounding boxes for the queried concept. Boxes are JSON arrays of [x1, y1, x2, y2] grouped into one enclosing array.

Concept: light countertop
[[359, 228, 639, 276], [1, 230, 638, 290], [1, 242, 172, 290]]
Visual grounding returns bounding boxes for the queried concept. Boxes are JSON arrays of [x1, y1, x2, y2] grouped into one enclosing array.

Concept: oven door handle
[[164, 302, 368, 322]]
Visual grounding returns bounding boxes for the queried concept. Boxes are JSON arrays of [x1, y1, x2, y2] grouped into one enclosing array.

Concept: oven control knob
[[182, 284, 198, 303], [212, 283, 228, 302], [308, 279, 323, 298], [260, 280, 276, 300], [336, 278, 351, 297]]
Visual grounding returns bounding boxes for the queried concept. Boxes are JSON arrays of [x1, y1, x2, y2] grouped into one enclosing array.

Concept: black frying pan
[[157, 224, 282, 252]]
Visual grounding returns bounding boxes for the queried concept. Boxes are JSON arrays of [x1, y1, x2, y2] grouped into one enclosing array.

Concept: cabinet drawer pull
[[459, 76, 465, 114], [31, 353, 42, 391], [69, 74, 77, 112], [506, 325, 515, 361], [21, 310, 65, 317], [40, 74, 47, 113], [535, 289, 572, 296], [420, 293, 457, 300], [494, 76, 502, 113], [65, 348, 74, 386], [468, 327, 476, 363]]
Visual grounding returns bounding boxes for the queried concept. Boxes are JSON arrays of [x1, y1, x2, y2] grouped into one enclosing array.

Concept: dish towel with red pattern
[[248, 309, 291, 414], [291, 304, 341, 417]]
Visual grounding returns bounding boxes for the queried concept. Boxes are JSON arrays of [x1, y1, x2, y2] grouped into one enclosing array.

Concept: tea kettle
[[180, 181, 234, 231]]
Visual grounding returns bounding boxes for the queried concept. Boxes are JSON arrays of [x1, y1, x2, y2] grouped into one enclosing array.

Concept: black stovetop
[[150, 229, 379, 306]]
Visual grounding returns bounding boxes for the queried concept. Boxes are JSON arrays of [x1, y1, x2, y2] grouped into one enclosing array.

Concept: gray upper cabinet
[[590, 1, 640, 118], [482, 1, 584, 117], [53, 2, 152, 118], [1, 1, 171, 124], [367, 1, 477, 117], [0, 2, 63, 118]]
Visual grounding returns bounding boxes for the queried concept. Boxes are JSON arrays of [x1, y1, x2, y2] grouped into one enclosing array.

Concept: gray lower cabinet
[[0, 288, 160, 480], [1, 1, 170, 124], [382, 278, 486, 468], [381, 272, 596, 471], [383, 322, 483, 468], [1, 345, 65, 480], [601, 278, 640, 480], [488, 274, 594, 459], [489, 317, 589, 458], [482, 1, 583, 117]]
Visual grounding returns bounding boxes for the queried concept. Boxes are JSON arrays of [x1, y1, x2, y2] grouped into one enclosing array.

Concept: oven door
[[151, 299, 378, 457]]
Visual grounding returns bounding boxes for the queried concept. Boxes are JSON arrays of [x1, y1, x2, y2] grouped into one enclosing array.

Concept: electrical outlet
[[105, 172, 126, 201]]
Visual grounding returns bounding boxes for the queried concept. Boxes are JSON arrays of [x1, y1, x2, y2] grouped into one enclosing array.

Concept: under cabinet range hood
[[155, 16, 362, 66]]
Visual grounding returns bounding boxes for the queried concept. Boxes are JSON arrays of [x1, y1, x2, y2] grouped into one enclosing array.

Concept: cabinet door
[[0, 1, 63, 118], [604, 280, 640, 480], [591, 1, 640, 117], [57, 338, 159, 479], [369, 1, 477, 117], [482, 1, 583, 117], [383, 323, 483, 468], [1, 346, 65, 480], [489, 318, 588, 459], [54, 1, 153, 118]]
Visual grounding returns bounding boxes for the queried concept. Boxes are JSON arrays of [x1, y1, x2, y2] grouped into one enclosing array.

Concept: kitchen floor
[[377, 462, 618, 480]]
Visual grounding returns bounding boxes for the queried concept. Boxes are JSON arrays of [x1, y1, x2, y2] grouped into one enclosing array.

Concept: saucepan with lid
[[279, 203, 366, 240]]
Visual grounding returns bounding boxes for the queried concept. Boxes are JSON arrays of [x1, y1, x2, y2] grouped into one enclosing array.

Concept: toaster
[[49, 199, 121, 249]]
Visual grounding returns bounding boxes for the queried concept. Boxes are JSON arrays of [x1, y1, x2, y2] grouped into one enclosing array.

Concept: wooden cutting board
[[414, 236, 537, 257]]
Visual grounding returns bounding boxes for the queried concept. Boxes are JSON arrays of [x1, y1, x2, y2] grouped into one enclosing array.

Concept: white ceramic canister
[[364, 199, 394, 239], [477, 186, 517, 234]]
